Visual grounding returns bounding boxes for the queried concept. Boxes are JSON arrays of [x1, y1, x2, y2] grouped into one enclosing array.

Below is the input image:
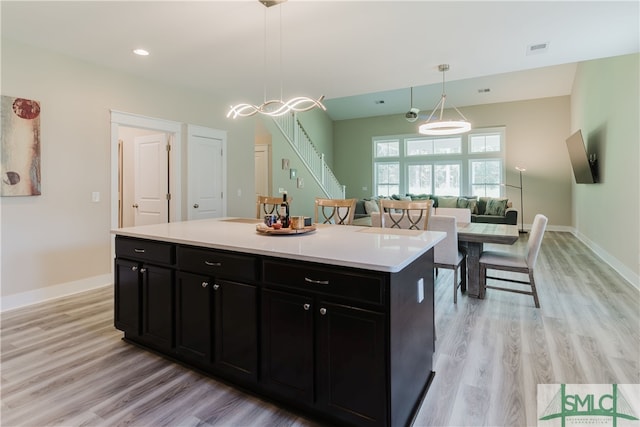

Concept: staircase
[[272, 113, 345, 199]]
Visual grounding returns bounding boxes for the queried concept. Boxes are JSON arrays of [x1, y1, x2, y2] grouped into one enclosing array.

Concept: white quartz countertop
[[112, 218, 445, 273]]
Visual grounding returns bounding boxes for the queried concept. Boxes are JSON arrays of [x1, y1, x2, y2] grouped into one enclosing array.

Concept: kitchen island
[[112, 218, 445, 427]]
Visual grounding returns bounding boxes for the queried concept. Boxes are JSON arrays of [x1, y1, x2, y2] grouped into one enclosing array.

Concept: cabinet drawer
[[263, 260, 385, 305], [178, 246, 258, 282], [116, 237, 175, 265]]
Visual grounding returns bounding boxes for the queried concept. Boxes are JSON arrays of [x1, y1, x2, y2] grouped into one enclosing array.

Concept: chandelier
[[418, 64, 471, 136], [227, 0, 326, 119]]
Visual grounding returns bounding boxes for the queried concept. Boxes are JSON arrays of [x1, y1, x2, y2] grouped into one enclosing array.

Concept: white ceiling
[[2, 1, 638, 121]]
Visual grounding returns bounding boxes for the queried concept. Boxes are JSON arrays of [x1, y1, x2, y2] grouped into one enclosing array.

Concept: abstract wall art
[[1, 96, 41, 196]]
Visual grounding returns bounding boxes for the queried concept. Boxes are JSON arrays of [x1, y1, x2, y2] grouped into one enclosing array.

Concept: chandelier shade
[[419, 64, 471, 136]]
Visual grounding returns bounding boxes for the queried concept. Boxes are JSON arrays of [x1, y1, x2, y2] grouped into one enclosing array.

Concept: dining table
[[457, 222, 520, 298]]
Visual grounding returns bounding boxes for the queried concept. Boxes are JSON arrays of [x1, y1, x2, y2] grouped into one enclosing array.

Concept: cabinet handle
[[140, 268, 147, 273], [319, 308, 327, 315], [204, 261, 222, 267], [213, 284, 220, 290], [303, 303, 310, 311], [201, 281, 209, 288], [131, 266, 138, 272], [304, 277, 329, 285], [134, 248, 145, 253]]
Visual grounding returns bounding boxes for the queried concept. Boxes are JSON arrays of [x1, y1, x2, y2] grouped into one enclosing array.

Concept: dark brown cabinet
[[114, 237, 175, 352], [114, 234, 435, 427], [176, 246, 258, 384], [261, 261, 387, 427], [114, 258, 140, 336]]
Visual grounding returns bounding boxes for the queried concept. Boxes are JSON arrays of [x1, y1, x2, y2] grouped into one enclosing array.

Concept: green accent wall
[[571, 53, 639, 286]]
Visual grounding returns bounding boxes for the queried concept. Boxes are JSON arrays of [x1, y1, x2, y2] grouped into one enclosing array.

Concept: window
[[373, 128, 505, 197]]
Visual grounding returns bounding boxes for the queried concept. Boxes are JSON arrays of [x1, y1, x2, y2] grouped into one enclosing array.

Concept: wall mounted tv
[[566, 129, 598, 184]]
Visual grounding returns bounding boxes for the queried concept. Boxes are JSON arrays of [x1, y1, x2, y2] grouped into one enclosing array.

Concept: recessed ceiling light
[[133, 48, 150, 56]]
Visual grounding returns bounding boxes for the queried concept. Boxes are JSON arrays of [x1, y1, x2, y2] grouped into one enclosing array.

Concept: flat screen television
[[566, 130, 598, 183]]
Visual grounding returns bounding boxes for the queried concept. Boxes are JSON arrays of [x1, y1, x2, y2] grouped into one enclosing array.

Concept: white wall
[[1, 39, 257, 308], [570, 53, 640, 288]]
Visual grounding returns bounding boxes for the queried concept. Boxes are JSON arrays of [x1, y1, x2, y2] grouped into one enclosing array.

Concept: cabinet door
[[317, 302, 387, 427], [175, 271, 212, 364], [261, 289, 314, 404], [114, 259, 140, 336], [140, 264, 174, 351], [214, 280, 258, 382]]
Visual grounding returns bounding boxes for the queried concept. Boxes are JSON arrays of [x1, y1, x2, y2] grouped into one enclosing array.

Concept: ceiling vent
[[527, 42, 550, 55]]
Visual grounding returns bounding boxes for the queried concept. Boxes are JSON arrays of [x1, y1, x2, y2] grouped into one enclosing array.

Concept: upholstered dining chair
[[378, 199, 433, 230], [314, 198, 357, 225], [256, 195, 288, 219], [479, 214, 548, 308], [428, 215, 467, 303]]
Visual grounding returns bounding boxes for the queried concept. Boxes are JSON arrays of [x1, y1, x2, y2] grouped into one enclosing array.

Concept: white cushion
[[479, 250, 527, 269]]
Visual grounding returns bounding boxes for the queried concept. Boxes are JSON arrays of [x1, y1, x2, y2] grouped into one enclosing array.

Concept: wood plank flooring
[[2, 231, 639, 426]]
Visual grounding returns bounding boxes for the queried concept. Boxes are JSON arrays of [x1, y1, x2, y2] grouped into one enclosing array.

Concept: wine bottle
[[279, 193, 290, 228]]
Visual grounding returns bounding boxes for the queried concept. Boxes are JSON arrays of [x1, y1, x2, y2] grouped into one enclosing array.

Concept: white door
[[134, 133, 169, 226], [187, 125, 227, 220], [255, 144, 270, 197]]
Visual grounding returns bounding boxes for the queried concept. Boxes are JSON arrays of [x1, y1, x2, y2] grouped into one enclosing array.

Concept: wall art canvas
[[1, 96, 41, 196]]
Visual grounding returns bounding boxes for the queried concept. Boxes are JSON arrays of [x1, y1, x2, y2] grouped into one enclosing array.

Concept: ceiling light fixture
[[418, 64, 471, 136], [227, 0, 326, 119], [133, 48, 149, 56]]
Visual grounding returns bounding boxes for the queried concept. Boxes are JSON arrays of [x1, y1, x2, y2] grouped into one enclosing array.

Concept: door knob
[[193, 203, 199, 208], [132, 203, 139, 208]]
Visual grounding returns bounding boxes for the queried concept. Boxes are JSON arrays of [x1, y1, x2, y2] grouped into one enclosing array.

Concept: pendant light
[[227, 0, 326, 119], [418, 64, 471, 135]]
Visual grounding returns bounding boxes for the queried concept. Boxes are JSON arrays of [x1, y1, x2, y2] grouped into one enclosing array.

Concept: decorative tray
[[256, 224, 316, 235]]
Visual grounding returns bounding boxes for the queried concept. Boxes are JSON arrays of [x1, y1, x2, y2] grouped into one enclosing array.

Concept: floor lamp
[[504, 166, 527, 234]]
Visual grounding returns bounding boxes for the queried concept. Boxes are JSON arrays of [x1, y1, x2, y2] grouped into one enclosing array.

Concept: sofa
[[353, 194, 518, 226]]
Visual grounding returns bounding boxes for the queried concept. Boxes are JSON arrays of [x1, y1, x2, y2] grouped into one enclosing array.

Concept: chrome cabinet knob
[[213, 284, 220, 290], [193, 203, 199, 208], [303, 303, 310, 311], [140, 268, 146, 273], [201, 282, 209, 288], [131, 266, 138, 272], [319, 308, 327, 315]]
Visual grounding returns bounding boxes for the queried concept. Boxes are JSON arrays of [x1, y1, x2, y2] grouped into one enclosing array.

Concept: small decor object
[[297, 177, 304, 188], [290, 168, 297, 179], [1, 96, 41, 196], [282, 158, 289, 170]]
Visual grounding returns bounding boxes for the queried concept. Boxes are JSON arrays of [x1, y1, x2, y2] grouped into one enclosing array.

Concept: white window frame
[[372, 127, 506, 197]]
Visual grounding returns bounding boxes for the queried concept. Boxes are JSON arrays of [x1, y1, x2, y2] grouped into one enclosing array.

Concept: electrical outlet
[[91, 192, 100, 202], [278, 188, 285, 193]]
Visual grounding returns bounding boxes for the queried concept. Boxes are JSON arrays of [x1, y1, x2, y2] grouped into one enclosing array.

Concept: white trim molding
[[573, 229, 640, 291], [1, 274, 112, 312]]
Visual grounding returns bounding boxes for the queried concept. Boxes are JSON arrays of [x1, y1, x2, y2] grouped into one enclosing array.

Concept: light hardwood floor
[[1, 231, 638, 426]]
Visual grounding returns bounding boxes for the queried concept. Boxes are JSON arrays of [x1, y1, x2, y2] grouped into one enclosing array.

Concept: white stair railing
[[273, 113, 346, 199]]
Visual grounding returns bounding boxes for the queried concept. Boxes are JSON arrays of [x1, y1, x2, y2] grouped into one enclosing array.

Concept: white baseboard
[[1, 274, 112, 313], [572, 230, 640, 291]]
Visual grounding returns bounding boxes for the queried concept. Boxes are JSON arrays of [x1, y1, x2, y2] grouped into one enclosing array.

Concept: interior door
[[134, 133, 169, 226], [187, 126, 225, 220], [255, 144, 270, 197]]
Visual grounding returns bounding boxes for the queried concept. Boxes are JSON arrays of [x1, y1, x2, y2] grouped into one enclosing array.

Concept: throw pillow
[[364, 200, 379, 214], [438, 196, 458, 208], [457, 197, 478, 214], [484, 198, 508, 216]]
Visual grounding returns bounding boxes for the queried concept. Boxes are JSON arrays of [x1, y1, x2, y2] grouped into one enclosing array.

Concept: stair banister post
[[321, 153, 326, 187]]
